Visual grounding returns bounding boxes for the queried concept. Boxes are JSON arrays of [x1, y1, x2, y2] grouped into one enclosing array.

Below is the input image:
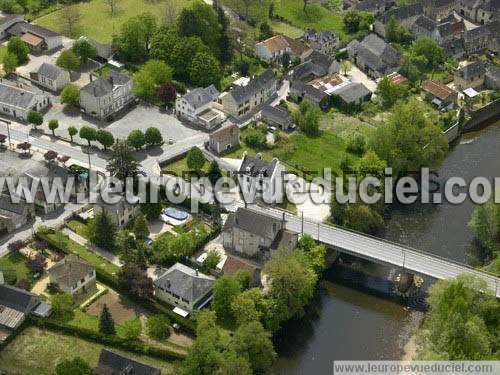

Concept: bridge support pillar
[[395, 272, 415, 294]]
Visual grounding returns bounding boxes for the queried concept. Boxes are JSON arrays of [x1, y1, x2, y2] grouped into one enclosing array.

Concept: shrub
[[147, 314, 170, 341]]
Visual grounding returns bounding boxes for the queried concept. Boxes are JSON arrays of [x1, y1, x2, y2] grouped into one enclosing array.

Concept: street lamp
[[0, 118, 12, 149]]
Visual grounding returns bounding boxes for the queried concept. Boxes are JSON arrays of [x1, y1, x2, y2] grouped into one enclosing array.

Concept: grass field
[[0, 326, 175, 375], [0, 253, 31, 285], [270, 20, 304, 38], [66, 218, 91, 239], [36, 0, 192, 42], [44, 231, 120, 275]]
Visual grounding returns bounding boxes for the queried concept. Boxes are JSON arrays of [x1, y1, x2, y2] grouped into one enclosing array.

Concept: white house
[[175, 85, 224, 129], [48, 255, 96, 297], [30, 63, 70, 92], [0, 80, 51, 121], [153, 263, 215, 313]]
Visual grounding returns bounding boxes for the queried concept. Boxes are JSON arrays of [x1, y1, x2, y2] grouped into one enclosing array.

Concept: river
[[271, 121, 500, 374]]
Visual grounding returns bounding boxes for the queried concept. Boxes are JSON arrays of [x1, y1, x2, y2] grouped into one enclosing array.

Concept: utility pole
[[301, 211, 304, 235]]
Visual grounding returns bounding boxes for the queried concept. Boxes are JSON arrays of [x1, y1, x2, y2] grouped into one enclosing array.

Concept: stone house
[[355, 0, 392, 16], [30, 63, 70, 92], [462, 24, 492, 55], [291, 50, 340, 82], [456, 0, 499, 25], [421, 80, 458, 109], [219, 69, 277, 118], [175, 85, 224, 130], [153, 263, 215, 313], [48, 254, 96, 297], [374, 2, 424, 38], [423, 0, 456, 21], [80, 71, 134, 121], [259, 105, 294, 131], [0, 193, 34, 236], [208, 123, 240, 154], [485, 64, 500, 90], [93, 193, 141, 227], [303, 29, 340, 55], [238, 152, 285, 204], [0, 80, 51, 121], [454, 61, 486, 91]]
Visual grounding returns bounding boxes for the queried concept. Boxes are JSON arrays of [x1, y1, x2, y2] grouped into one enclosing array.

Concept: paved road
[[243, 205, 500, 297]]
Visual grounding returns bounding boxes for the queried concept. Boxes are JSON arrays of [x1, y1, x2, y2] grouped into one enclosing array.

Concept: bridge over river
[[243, 205, 500, 298]]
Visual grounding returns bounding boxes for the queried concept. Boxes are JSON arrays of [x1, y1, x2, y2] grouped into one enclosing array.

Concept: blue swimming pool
[[162, 207, 188, 221]]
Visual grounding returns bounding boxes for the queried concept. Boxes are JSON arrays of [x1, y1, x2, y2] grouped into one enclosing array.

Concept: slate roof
[[442, 38, 465, 57], [37, 63, 64, 80], [291, 50, 339, 81], [463, 24, 491, 41], [437, 21, 454, 39], [80, 37, 114, 60], [0, 284, 40, 314], [96, 349, 161, 375], [0, 13, 23, 26], [154, 263, 214, 304], [182, 85, 219, 110], [355, 0, 388, 12], [7, 21, 60, 38], [0, 82, 36, 109], [260, 105, 292, 126], [23, 162, 70, 184], [331, 82, 372, 103], [414, 15, 437, 32], [379, 2, 424, 23], [228, 69, 276, 104], [239, 153, 278, 179], [304, 28, 338, 44], [291, 80, 327, 102], [48, 254, 95, 289], [80, 71, 131, 97], [455, 61, 485, 80], [347, 33, 400, 75], [223, 207, 282, 237]]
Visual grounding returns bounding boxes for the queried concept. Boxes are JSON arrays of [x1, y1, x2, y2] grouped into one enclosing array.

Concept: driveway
[[343, 63, 378, 93]]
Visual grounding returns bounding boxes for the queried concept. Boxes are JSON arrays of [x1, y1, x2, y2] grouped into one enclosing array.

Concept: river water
[[271, 121, 500, 374]]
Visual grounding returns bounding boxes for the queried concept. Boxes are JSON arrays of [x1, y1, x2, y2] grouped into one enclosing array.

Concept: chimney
[[166, 278, 171, 289], [195, 269, 199, 276]]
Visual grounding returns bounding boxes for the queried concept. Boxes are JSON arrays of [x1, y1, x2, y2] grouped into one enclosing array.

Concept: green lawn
[[35, 0, 192, 42], [161, 156, 210, 178], [44, 231, 120, 275], [0, 253, 31, 285], [0, 44, 8, 63], [66, 218, 91, 239], [0, 326, 174, 375], [270, 20, 304, 38], [67, 309, 127, 338]]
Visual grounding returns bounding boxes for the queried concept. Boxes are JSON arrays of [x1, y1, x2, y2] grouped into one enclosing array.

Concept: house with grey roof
[[462, 24, 492, 55], [412, 15, 437, 40], [237, 152, 284, 204], [96, 349, 161, 375], [80, 71, 134, 121], [329, 82, 372, 111], [0, 193, 34, 235], [78, 36, 114, 62], [0, 12, 24, 40], [442, 38, 466, 59], [289, 80, 329, 108], [347, 33, 400, 78], [48, 254, 96, 297], [154, 263, 215, 313], [422, 0, 456, 21], [259, 105, 294, 131], [0, 79, 51, 121], [303, 28, 340, 55], [93, 190, 141, 227], [454, 61, 486, 91], [374, 2, 424, 38], [6, 21, 62, 53], [0, 278, 52, 331], [291, 50, 340, 82], [355, 0, 392, 16], [30, 62, 70, 92], [175, 85, 224, 130], [220, 69, 277, 118], [222, 207, 296, 259], [456, 0, 500, 25]]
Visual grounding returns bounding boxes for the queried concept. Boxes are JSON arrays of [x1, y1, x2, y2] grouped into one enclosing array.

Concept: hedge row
[[28, 316, 186, 361], [36, 231, 196, 335]]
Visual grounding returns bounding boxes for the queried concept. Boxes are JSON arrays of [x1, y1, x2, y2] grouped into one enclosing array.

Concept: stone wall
[[463, 98, 500, 132]]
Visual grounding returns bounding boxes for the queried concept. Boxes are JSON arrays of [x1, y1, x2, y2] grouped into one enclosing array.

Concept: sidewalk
[[62, 227, 122, 267]]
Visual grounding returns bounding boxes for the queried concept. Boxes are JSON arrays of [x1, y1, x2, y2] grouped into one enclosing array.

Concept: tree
[[56, 50, 80, 73], [127, 129, 146, 151], [50, 293, 74, 321], [376, 76, 408, 108], [48, 119, 59, 136], [157, 83, 176, 104], [133, 214, 150, 238], [98, 304, 116, 335], [141, 182, 162, 220], [2, 52, 18, 74], [213, 274, 242, 324], [44, 150, 58, 162], [207, 160, 223, 186], [107, 139, 140, 181], [60, 84, 80, 107], [347, 204, 384, 235], [358, 150, 387, 179], [68, 126, 78, 142], [133, 59, 173, 101], [72, 39, 97, 65], [385, 15, 401, 43], [469, 201, 499, 254], [344, 9, 362, 33], [369, 99, 448, 177], [340, 60, 352, 75], [259, 22, 273, 41], [232, 321, 277, 374], [114, 12, 157, 63], [219, 350, 252, 375], [204, 249, 221, 271], [55, 357, 93, 375], [95, 129, 115, 150], [144, 127, 163, 147], [79, 126, 97, 147], [186, 146, 205, 171], [106, 0, 120, 15], [16, 142, 31, 153], [411, 37, 445, 71], [27, 111, 43, 130], [61, 5, 81, 37], [90, 211, 116, 250], [117, 263, 154, 299], [416, 275, 499, 360], [346, 134, 366, 155], [25, 253, 46, 274], [122, 318, 142, 340], [170, 36, 210, 81], [7, 36, 28, 65], [189, 52, 222, 87], [147, 314, 170, 340], [294, 101, 320, 136]]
